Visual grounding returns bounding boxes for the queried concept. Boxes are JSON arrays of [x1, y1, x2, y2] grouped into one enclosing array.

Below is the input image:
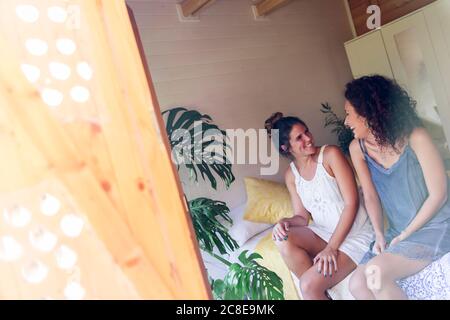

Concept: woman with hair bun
[[264, 112, 373, 299], [344, 75, 450, 300]]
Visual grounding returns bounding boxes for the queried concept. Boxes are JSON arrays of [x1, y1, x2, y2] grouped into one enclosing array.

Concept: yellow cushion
[[243, 177, 293, 224], [254, 232, 300, 300]]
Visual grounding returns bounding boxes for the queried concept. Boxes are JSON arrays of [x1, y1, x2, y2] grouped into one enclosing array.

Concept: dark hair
[[344, 75, 422, 151], [264, 112, 308, 158]]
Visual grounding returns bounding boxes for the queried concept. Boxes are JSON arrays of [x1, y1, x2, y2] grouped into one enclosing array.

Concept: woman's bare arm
[[324, 146, 359, 251], [349, 139, 386, 252], [399, 127, 448, 239], [272, 169, 310, 241]]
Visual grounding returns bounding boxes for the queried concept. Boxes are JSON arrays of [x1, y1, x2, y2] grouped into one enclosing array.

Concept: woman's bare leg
[[299, 250, 356, 300], [274, 226, 327, 279], [349, 264, 376, 300], [365, 253, 430, 299], [350, 253, 430, 300]]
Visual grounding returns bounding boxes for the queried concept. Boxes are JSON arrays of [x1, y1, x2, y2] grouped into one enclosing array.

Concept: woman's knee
[[349, 266, 367, 296], [365, 258, 394, 284], [274, 237, 296, 255], [299, 274, 325, 296]]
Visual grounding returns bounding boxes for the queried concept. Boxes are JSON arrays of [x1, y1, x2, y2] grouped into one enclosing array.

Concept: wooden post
[[254, 0, 292, 17], [0, 0, 211, 300], [180, 0, 214, 17]]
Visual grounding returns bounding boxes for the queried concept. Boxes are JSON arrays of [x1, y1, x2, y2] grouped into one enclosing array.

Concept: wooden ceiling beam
[[254, 0, 292, 17], [180, 0, 215, 17]]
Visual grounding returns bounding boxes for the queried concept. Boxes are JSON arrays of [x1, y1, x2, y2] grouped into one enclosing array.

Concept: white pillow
[[227, 203, 273, 246]]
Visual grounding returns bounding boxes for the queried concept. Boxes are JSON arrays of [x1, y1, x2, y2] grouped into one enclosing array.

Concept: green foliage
[[162, 107, 238, 254], [211, 250, 284, 300], [188, 198, 239, 254], [162, 106, 284, 300], [162, 107, 235, 190], [320, 102, 354, 155]]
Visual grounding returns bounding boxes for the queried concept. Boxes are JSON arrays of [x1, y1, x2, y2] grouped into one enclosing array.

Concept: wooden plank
[[377, 0, 437, 25], [0, 43, 171, 299], [180, 0, 214, 17], [348, 0, 437, 36], [254, 0, 292, 17], [78, 0, 211, 299], [0, 0, 210, 299], [0, 31, 174, 299]]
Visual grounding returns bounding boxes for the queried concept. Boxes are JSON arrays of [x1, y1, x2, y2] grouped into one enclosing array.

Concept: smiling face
[[287, 123, 316, 158], [344, 100, 370, 140]]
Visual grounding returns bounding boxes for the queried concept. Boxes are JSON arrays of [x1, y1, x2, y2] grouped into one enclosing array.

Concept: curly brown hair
[[344, 75, 422, 152]]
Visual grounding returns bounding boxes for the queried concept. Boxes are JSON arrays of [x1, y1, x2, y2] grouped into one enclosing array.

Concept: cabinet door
[[424, 0, 450, 136], [382, 10, 450, 146], [345, 30, 394, 79]]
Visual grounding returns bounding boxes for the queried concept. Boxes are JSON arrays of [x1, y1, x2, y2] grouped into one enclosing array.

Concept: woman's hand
[[313, 246, 338, 277], [272, 218, 290, 241], [373, 233, 386, 255], [389, 231, 408, 247]]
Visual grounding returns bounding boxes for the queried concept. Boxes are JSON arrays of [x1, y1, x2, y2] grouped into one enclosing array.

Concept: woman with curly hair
[[344, 75, 450, 299], [264, 113, 373, 299]]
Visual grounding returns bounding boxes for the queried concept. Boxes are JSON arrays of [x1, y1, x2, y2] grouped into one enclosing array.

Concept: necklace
[[364, 139, 405, 162]]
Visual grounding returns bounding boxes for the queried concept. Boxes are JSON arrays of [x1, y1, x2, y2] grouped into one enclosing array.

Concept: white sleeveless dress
[[290, 145, 373, 264]]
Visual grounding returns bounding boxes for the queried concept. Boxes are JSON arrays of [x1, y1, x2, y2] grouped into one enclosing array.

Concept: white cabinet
[[344, 30, 393, 79], [423, 0, 450, 139], [344, 0, 450, 163], [382, 10, 448, 131]]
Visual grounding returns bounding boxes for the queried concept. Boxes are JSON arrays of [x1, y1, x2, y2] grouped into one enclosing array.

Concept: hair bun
[[264, 112, 284, 137]]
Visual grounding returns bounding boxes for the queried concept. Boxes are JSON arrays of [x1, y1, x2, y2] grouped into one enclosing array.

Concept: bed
[[202, 203, 450, 300]]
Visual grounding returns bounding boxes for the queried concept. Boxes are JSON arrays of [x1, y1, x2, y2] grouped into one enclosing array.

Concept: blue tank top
[[359, 140, 450, 243]]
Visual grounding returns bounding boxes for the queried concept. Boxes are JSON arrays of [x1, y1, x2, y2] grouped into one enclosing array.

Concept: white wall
[[127, 0, 354, 209]]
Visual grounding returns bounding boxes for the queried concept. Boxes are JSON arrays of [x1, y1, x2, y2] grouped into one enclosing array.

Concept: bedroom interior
[[125, 0, 450, 299], [1, 0, 450, 300]]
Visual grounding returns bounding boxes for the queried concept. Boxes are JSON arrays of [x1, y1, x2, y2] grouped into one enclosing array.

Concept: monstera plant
[[211, 251, 284, 300], [162, 107, 238, 254], [162, 107, 284, 300], [188, 197, 238, 254], [163, 107, 234, 190]]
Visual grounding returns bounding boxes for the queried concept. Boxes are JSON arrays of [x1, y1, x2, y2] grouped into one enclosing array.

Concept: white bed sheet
[[201, 227, 274, 281]]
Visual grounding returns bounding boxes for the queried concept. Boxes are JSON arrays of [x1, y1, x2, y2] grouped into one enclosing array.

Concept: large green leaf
[[188, 198, 239, 255], [211, 279, 226, 300], [162, 107, 235, 189], [212, 250, 284, 300]]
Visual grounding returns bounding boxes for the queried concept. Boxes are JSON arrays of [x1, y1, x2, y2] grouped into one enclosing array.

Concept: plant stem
[[206, 251, 233, 267]]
